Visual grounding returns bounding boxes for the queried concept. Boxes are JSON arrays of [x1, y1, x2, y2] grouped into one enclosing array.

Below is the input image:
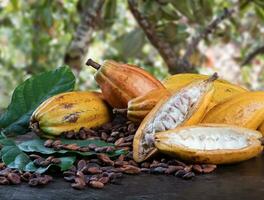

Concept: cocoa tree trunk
[[64, 0, 104, 71]]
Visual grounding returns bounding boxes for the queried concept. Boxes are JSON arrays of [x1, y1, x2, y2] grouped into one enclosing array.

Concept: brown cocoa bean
[[89, 181, 104, 189], [77, 160, 86, 171], [63, 144, 79, 151], [52, 140, 62, 147], [44, 139, 54, 147], [28, 178, 39, 186], [165, 165, 184, 174], [98, 176, 110, 184], [184, 165, 193, 173], [202, 164, 217, 173], [183, 172, 195, 180], [7, 173, 21, 184], [29, 154, 42, 160], [87, 167, 102, 174], [78, 147, 90, 152], [97, 154, 114, 166], [192, 165, 203, 173], [51, 158, 61, 164], [140, 162, 150, 168], [72, 177, 86, 190], [101, 132, 108, 141], [120, 165, 140, 174], [111, 131, 120, 137], [175, 169, 187, 178], [0, 177, 9, 185], [114, 137, 125, 146]]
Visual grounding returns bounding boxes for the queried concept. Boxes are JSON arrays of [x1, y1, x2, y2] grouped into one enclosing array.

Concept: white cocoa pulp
[[164, 127, 249, 150], [141, 82, 207, 150]]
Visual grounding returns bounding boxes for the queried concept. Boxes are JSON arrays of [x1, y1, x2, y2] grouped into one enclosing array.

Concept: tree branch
[[241, 45, 264, 66], [182, 8, 235, 63], [64, 0, 104, 71], [128, 0, 195, 74]]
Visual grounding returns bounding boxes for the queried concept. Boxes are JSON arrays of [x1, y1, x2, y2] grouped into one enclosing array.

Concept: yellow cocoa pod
[[133, 75, 217, 162], [202, 92, 264, 129], [127, 88, 171, 123], [154, 124, 263, 164], [30, 91, 111, 138], [257, 121, 264, 136], [163, 73, 248, 110]]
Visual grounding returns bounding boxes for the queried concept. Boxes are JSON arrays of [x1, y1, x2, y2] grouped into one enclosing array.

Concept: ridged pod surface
[[163, 73, 247, 110], [154, 124, 263, 164], [127, 88, 171, 123], [92, 60, 165, 108], [133, 75, 216, 162], [30, 91, 111, 138], [202, 92, 264, 129]]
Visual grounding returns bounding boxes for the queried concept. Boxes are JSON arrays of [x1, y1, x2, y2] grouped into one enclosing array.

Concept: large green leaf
[[0, 139, 75, 173], [18, 139, 126, 157], [0, 66, 75, 136]]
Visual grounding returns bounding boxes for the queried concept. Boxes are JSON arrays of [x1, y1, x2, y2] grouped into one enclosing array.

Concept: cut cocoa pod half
[[202, 91, 264, 130], [154, 124, 263, 164], [163, 73, 248, 111], [133, 74, 217, 162], [86, 59, 165, 108]]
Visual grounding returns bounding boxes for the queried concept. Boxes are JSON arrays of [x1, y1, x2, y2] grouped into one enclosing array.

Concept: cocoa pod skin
[[87, 59, 165, 108]]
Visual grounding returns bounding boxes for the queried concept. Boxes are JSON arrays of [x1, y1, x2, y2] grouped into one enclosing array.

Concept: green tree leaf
[[111, 28, 146, 58], [18, 139, 126, 157], [0, 66, 75, 136], [0, 139, 75, 173]]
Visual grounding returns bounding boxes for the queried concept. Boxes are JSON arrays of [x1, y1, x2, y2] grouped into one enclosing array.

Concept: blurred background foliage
[[0, 0, 264, 109]]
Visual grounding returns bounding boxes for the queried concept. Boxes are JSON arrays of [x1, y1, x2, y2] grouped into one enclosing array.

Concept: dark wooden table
[[1, 154, 264, 200]]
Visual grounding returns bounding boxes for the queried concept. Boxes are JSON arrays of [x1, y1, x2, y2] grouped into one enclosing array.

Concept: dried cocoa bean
[[100, 132, 108, 141], [184, 165, 193, 173], [165, 165, 184, 174], [87, 167, 103, 174], [89, 181, 104, 189], [28, 178, 39, 186], [98, 176, 110, 184], [202, 164, 217, 173], [51, 158, 61, 164], [150, 167, 167, 174], [77, 160, 86, 171], [72, 177, 86, 190], [7, 173, 21, 184], [182, 172, 195, 180], [63, 144, 79, 151], [175, 169, 187, 178], [44, 139, 54, 147], [192, 165, 203, 173], [114, 138, 125, 146], [0, 177, 9, 185], [111, 131, 120, 137], [97, 154, 114, 166], [120, 165, 140, 174]]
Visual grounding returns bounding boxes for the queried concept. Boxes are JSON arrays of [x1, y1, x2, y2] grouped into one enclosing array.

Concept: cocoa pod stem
[[86, 59, 101, 70]]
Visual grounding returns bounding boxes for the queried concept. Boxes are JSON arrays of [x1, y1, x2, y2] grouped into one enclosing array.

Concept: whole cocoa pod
[[86, 59, 165, 108], [30, 91, 111, 138]]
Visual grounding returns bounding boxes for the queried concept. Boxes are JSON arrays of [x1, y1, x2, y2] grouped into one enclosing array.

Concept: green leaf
[[102, 0, 117, 27], [0, 139, 76, 173], [170, 0, 195, 21], [0, 66, 75, 136], [112, 28, 146, 58], [18, 139, 126, 157], [23, 156, 75, 173]]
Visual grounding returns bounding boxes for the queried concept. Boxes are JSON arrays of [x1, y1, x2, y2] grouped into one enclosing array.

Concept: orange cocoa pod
[[86, 59, 165, 108], [127, 88, 171, 123]]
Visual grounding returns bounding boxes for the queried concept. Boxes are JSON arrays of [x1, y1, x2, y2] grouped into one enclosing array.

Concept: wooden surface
[[0, 154, 264, 200]]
